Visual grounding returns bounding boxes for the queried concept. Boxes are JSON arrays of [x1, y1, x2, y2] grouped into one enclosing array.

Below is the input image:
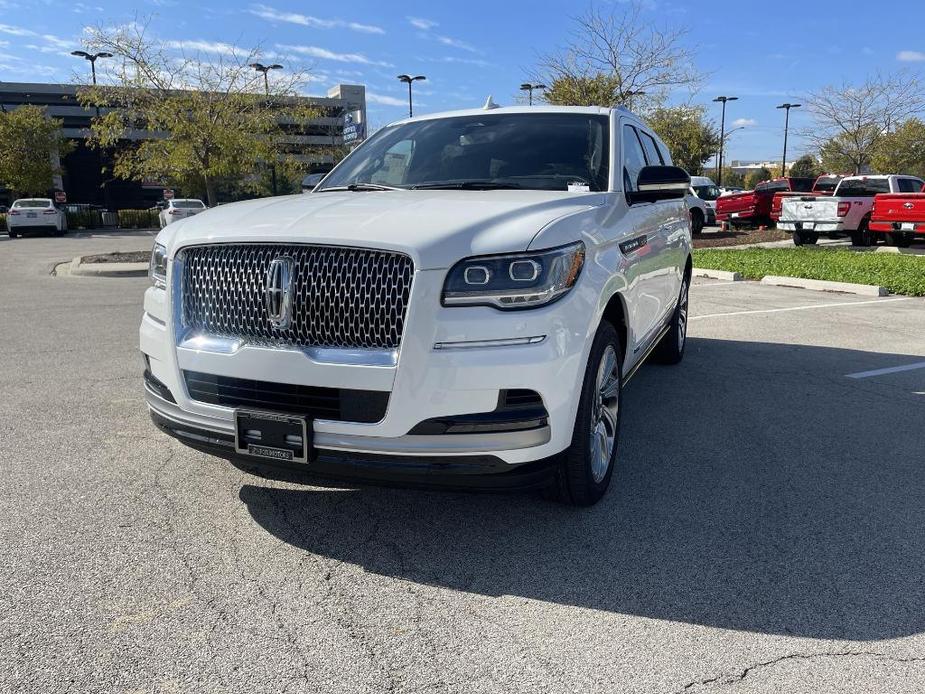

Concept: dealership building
[[0, 82, 367, 209]]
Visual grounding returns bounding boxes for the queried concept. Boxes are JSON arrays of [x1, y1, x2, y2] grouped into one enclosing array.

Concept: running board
[[623, 323, 671, 385]]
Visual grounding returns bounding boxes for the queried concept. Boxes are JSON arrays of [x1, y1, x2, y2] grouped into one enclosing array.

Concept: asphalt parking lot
[[2, 231, 924, 693]]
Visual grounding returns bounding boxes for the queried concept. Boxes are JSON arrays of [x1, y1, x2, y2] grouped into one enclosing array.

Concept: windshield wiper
[[317, 183, 404, 192], [410, 181, 523, 190]]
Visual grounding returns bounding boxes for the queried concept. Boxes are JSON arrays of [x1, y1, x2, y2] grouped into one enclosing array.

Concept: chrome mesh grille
[[180, 244, 414, 350]]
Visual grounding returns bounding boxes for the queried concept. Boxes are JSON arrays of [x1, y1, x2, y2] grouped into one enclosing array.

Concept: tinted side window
[[898, 178, 923, 193], [639, 131, 664, 165], [622, 125, 648, 193]]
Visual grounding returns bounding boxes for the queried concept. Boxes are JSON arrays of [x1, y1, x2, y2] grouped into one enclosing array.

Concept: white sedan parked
[[158, 199, 207, 228], [6, 198, 67, 238]]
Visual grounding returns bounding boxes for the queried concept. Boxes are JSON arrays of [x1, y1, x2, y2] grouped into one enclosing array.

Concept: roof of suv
[[390, 104, 621, 127]]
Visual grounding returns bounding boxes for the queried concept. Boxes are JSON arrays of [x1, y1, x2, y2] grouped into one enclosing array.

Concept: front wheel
[[551, 321, 623, 506]]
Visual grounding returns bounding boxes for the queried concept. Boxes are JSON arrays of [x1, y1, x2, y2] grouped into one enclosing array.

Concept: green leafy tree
[[0, 105, 73, 196], [78, 21, 319, 206], [871, 118, 925, 177], [703, 168, 745, 188], [645, 105, 720, 175], [788, 155, 822, 179], [538, 1, 700, 110], [744, 167, 772, 190], [819, 134, 864, 174]]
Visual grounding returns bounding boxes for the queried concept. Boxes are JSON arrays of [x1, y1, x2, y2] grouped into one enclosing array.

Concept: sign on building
[[343, 111, 366, 145]]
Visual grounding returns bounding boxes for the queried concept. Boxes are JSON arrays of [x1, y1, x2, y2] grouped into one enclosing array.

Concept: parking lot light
[[776, 103, 802, 176], [397, 75, 426, 118], [249, 62, 284, 196], [519, 83, 546, 106], [713, 96, 738, 188]]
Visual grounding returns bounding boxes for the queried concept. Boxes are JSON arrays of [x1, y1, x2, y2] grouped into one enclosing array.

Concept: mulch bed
[[693, 228, 791, 249], [82, 251, 150, 264]]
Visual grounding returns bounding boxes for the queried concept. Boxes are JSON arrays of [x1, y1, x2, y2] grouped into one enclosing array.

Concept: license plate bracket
[[234, 410, 311, 464]]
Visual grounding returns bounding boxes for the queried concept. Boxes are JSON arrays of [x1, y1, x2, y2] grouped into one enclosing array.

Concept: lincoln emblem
[[265, 256, 295, 330]]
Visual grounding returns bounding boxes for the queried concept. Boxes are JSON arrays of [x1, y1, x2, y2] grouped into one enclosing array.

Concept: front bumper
[[140, 265, 597, 467], [148, 404, 558, 490]]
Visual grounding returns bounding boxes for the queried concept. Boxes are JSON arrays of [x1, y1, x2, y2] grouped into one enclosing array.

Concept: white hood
[[161, 190, 604, 269]]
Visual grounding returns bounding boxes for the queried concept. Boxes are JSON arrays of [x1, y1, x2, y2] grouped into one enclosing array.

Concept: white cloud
[[733, 118, 756, 127], [436, 35, 477, 53], [0, 23, 33, 37], [367, 92, 409, 107], [408, 17, 438, 30], [250, 5, 384, 34], [164, 39, 239, 55], [276, 43, 393, 67], [433, 56, 490, 67], [897, 50, 925, 62]]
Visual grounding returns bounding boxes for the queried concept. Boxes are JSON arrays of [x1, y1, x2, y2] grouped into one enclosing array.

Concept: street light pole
[[712, 96, 738, 188], [519, 83, 546, 106], [71, 51, 113, 116], [397, 75, 426, 118], [776, 103, 801, 176], [249, 62, 284, 196]]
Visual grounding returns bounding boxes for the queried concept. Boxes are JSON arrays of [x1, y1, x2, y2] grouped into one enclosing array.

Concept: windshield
[[692, 184, 721, 201], [836, 179, 890, 197], [790, 178, 816, 193], [173, 200, 205, 209], [13, 199, 52, 208], [317, 113, 611, 192]]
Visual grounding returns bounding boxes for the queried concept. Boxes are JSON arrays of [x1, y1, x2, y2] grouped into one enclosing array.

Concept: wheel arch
[[600, 291, 629, 364]]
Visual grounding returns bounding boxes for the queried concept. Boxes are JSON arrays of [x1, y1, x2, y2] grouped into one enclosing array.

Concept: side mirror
[[628, 166, 691, 205]]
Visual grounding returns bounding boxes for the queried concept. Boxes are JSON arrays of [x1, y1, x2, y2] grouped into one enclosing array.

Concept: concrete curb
[[693, 268, 743, 281], [69, 256, 148, 278], [760, 275, 889, 297]]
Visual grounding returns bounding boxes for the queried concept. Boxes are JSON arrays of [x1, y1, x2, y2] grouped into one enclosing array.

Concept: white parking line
[[691, 297, 913, 320], [846, 362, 925, 379]]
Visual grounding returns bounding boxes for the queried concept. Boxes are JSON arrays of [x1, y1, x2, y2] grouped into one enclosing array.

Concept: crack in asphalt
[[679, 650, 925, 692]]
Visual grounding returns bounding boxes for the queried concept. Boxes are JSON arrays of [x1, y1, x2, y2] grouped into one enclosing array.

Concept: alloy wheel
[[589, 345, 620, 483]]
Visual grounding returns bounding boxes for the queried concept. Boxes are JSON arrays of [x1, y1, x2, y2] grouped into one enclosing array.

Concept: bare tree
[[539, 1, 700, 109], [803, 72, 925, 174]]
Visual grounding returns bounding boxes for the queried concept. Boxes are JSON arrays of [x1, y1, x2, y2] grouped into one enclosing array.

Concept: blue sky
[[1, 0, 924, 162]]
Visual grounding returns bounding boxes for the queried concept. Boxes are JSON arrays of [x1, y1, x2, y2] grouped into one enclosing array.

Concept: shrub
[[65, 210, 103, 229], [118, 209, 159, 229]]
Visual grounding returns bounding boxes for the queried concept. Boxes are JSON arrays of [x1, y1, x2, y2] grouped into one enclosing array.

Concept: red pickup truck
[[770, 175, 843, 223], [869, 181, 925, 247], [717, 177, 815, 228]]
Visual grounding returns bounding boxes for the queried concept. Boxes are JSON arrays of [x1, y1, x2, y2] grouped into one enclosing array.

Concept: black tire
[[7, 230, 17, 238], [690, 209, 704, 235], [851, 218, 873, 247], [890, 232, 912, 248], [652, 272, 690, 365], [550, 321, 623, 506], [793, 231, 818, 246]]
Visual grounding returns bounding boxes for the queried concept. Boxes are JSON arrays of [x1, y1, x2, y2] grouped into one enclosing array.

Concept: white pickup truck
[[779, 175, 924, 246]]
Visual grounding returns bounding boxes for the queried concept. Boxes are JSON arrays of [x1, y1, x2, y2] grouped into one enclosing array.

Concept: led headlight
[[442, 241, 585, 309], [149, 243, 168, 289]]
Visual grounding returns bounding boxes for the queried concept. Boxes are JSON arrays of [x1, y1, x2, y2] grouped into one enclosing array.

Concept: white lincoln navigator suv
[[141, 105, 692, 505]]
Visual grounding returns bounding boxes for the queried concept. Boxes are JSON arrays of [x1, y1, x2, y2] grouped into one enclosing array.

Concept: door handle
[[620, 235, 648, 254]]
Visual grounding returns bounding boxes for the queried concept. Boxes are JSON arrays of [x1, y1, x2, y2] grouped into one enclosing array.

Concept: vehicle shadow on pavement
[[237, 337, 925, 641]]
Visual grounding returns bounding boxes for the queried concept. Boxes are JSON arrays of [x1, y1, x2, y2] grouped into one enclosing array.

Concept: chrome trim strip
[[145, 388, 549, 455], [433, 336, 546, 350], [176, 332, 398, 366]]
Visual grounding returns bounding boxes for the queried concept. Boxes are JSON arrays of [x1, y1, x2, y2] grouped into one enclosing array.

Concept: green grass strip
[[692, 247, 925, 296]]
